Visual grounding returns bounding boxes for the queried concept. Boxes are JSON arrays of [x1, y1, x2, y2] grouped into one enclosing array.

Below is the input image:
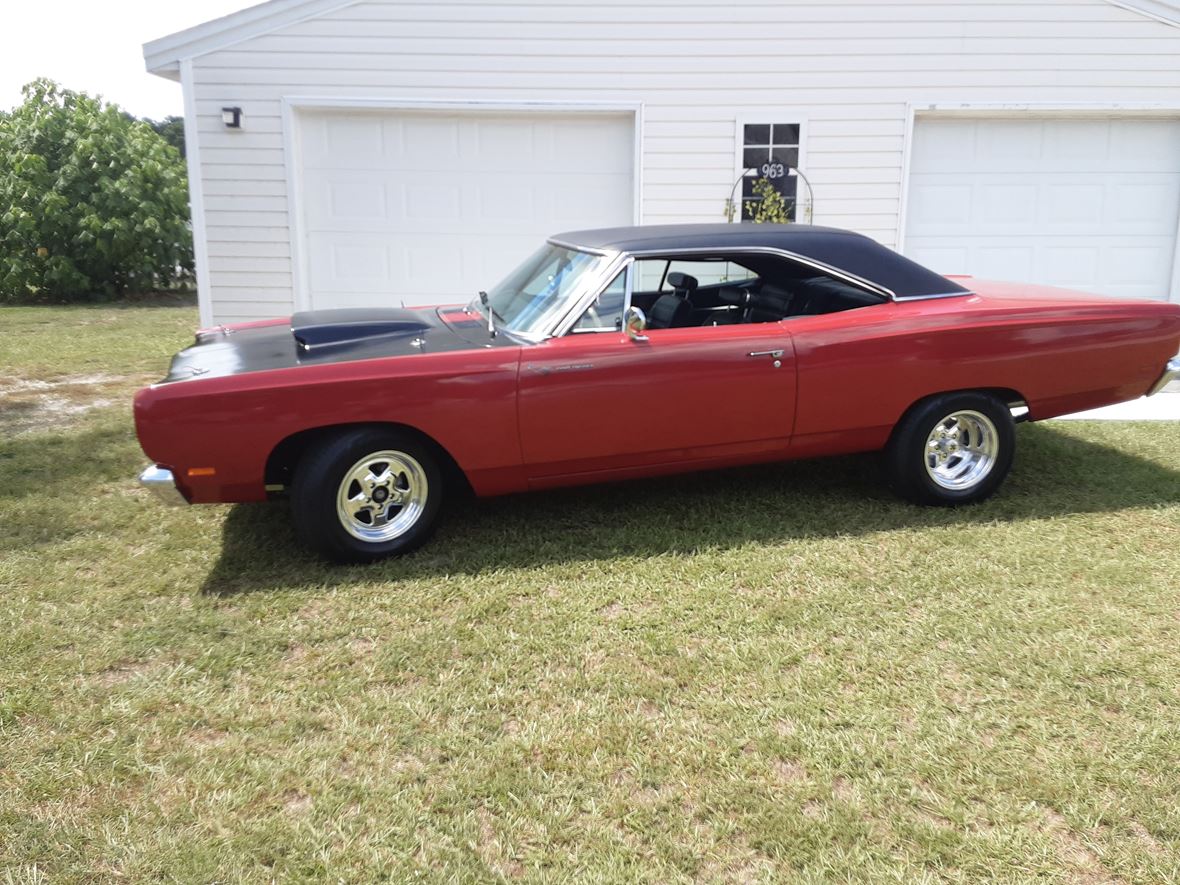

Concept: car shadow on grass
[[199, 423, 1180, 596]]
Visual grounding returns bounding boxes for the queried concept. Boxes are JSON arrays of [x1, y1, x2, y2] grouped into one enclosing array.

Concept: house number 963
[[761, 162, 787, 179]]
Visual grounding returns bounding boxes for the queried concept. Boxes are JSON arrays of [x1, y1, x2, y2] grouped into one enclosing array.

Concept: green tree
[[145, 115, 186, 158], [0, 79, 193, 301]]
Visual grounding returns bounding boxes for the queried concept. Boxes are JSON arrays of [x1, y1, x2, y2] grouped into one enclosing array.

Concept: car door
[[516, 264, 797, 480]]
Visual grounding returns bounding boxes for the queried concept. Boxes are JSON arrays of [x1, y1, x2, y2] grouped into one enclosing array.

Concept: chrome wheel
[[923, 410, 998, 491], [335, 450, 428, 542]]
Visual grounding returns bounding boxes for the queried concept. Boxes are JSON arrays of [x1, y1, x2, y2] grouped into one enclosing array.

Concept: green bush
[[0, 79, 193, 301], [744, 175, 792, 224]]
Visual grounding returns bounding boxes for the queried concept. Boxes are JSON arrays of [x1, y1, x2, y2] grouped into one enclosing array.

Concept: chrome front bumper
[[1146, 357, 1180, 398], [138, 465, 188, 506]]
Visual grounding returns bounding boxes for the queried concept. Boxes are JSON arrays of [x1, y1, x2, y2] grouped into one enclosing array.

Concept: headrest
[[666, 271, 698, 291]]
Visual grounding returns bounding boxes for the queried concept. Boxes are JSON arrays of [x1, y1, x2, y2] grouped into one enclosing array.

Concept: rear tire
[[291, 428, 444, 563], [885, 392, 1015, 506]]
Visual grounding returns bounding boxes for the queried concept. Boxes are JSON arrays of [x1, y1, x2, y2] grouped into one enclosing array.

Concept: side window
[[662, 259, 758, 289], [634, 260, 667, 294], [630, 259, 758, 294], [572, 271, 626, 332]]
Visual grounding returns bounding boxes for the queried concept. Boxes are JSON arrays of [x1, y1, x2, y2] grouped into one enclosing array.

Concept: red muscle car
[[135, 224, 1180, 562]]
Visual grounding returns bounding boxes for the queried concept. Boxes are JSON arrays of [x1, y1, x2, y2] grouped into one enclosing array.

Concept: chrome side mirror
[[624, 306, 648, 342]]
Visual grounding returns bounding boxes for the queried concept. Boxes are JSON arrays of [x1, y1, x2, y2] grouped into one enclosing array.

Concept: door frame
[[280, 96, 645, 313], [897, 102, 1180, 304]]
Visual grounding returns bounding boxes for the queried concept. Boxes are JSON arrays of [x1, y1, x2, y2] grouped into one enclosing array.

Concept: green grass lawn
[[2, 302, 1180, 883]]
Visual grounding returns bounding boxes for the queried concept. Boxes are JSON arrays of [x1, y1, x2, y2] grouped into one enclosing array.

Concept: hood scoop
[[291, 308, 433, 352]]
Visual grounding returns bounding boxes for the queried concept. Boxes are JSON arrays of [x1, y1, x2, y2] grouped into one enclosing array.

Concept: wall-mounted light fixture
[[221, 107, 243, 129]]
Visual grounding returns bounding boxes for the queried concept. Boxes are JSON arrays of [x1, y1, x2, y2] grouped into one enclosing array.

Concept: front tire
[[291, 428, 444, 562], [885, 392, 1015, 506]]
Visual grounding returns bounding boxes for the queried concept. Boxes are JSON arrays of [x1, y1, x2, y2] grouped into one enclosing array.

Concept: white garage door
[[297, 109, 635, 310], [904, 117, 1180, 301]]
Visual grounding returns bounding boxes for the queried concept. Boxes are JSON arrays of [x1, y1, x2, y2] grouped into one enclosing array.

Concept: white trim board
[[180, 59, 214, 329], [1103, 0, 1180, 28], [906, 101, 1180, 118], [280, 96, 645, 313]]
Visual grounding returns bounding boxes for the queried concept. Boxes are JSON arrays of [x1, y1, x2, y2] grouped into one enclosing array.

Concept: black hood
[[291, 308, 433, 352], [158, 306, 508, 384]]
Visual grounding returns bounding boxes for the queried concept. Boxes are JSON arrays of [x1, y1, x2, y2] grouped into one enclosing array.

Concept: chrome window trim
[[546, 249, 631, 338], [546, 236, 612, 257], [628, 245, 894, 300], [492, 242, 620, 343], [568, 260, 633, 335], [543, 244, 897, 339], [894, 290, 975, 302], [623, 259, 635, 316]]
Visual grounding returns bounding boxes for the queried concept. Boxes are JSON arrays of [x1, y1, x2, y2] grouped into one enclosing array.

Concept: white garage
[[143, 0, 1180, 324], [904, 116, 1180, 301], [294, 107, 637, 309]]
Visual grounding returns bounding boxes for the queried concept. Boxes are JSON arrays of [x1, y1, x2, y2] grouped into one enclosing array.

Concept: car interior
[[633, 254, 888, 329], [573, 253, 889, 333]]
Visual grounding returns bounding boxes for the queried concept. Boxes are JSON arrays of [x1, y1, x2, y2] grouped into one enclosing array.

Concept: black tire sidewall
[[886, 392, 1015, 506], [291, 428, 444, 562]]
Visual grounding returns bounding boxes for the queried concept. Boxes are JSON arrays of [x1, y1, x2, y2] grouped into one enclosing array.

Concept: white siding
[[187, 0, 1180, 321]]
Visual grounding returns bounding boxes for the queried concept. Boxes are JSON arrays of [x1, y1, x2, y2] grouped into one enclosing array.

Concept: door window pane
[[663, 259, 758, 288], [634, 259, 669, 293], [572, 271, 627, 332]]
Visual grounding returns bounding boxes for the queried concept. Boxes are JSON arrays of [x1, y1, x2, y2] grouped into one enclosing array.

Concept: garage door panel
[[322, 179, 389, 222], [325, 116, 386, 164], [473, 120, 532, 156], [973, 121, 1045, 171], [973, 245, 1035, 283], [405, 180, 463, 222], [909, 120, 975, 172], [550, 120, 636, 173], [1042, 120, 1109, 169], [1102, 243, 1174, 292], [399, 117, 462, 164], [298, 109, 634, 307], [1109, 120, 1180, 170], [1043, 246, 1098, 287], [905, 117, 1180, 300], [308, 229, 576, 298], [905, 244, 969, 275], [477, 179, 538, 222], [906, 183, 972, 230], [327, 242, 391, 285], [907, 234, 1177, 299], [1044, 183, 1103, 226], [1108, 180, 1180, 227], [980, 183, 1035, 225]]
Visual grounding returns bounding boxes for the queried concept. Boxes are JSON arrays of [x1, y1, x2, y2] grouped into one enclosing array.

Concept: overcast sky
[[1, 0, 251, 119]]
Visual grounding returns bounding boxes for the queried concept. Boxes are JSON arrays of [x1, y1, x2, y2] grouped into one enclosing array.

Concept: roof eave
[[143, 0, 361, 73], [149, 61, 181, 82], [1103, 0, 1180, 28]]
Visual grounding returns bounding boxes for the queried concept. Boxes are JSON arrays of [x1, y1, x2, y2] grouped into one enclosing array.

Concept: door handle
[[747, 349, 784, 358]]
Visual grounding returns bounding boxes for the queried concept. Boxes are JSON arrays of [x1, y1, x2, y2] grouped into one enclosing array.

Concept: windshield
[[472, 243, 607, 337]]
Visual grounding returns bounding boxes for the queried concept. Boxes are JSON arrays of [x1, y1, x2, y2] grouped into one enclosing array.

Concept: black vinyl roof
[[550, 223, 969, 299]]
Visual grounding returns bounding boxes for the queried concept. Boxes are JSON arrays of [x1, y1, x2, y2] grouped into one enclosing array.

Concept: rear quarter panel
[[134, 348, 523, 503], [790, 291, 1180, 456]]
